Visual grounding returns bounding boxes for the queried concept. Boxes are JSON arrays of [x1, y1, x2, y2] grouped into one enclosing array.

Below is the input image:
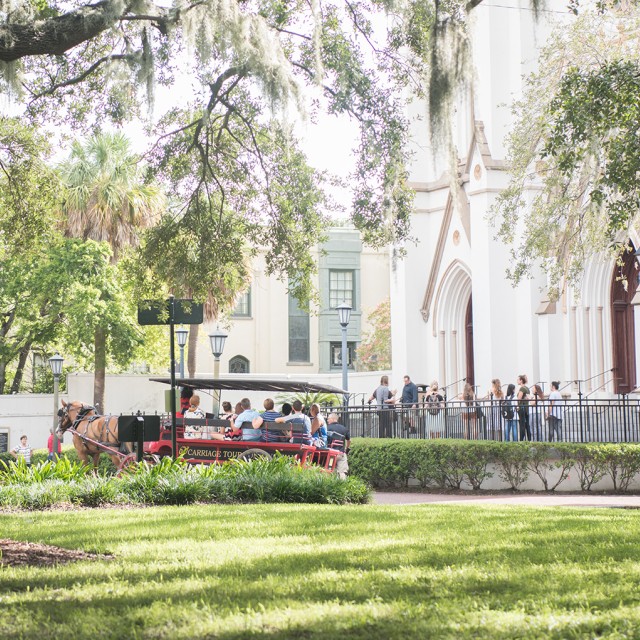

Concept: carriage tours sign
[[137, 298, 204, 326], [137, 296, 204, 458]]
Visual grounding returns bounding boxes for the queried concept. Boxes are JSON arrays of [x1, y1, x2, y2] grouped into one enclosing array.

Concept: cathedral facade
[[391, 0, 639, 399]]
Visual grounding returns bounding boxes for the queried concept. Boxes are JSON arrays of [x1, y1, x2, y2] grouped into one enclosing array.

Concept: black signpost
[[138, 296, 203, 458], [118, 415, 161, 461]]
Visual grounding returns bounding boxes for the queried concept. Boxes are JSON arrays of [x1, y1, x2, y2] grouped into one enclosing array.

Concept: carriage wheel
[[116, 453, 159, 476], [238, 448, 272, 461], [116, 453, 139, 476]]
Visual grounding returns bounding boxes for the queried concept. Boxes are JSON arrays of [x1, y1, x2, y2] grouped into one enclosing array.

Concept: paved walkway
[[373, 492, 640, 508]]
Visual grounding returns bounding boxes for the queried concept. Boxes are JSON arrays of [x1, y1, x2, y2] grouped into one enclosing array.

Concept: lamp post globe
[[208, 328, 228, 359], [208, 328, 228, 416], [48, 354, 64, 461], [336, 302, 352, 328], [175, 327, 189, 378]]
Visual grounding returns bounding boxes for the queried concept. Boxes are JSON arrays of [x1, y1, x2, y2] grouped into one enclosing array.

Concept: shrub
[[599, 444, 640, 492], [572, 444, 609, 491], [524, 444, 574, 492], [348, 440, 640, 492], [494, 443, 530, 490], [0, 455, 371, 510]]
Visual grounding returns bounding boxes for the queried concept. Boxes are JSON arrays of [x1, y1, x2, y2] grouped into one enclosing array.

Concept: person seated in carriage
[[275, 400, 312, 444], [309, 403, 327, 448], [327, 413, 351, 479], [251, 398, 283, 441], [183, 394, 205, 438], [234, 398, 262, 441]]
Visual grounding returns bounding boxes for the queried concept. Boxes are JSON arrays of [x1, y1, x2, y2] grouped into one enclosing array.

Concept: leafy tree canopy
[[2, 0, 433, 270], [491, 4, 640, 299]]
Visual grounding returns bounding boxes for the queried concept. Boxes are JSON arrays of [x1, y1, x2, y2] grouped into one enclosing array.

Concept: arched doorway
[[611, 245, 638, 394], [465, 295, 474, 387], [432, 260, 473, 397]]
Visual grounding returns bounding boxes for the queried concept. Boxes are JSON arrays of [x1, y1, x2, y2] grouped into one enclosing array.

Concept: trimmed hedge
[[349, 438, 640, 492]]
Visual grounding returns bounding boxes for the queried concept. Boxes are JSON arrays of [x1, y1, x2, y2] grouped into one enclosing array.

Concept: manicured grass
[[1, 504, 639, 639]]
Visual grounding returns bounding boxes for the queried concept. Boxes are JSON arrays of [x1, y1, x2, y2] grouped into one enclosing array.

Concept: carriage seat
[[260, 421, 293, 443], [181, 417, 228, 439]]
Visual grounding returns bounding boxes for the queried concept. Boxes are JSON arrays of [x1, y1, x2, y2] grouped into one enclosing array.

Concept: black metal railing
[[330, 397, 640, 443]]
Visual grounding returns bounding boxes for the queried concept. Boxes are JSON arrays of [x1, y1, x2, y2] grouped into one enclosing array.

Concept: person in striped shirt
[[11, 435, 32, 466]]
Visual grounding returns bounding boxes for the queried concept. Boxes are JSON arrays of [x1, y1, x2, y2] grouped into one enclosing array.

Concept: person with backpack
[[423, 380, 445, 438], [425, 381, 444, 415], [502, 384, 518, 442]]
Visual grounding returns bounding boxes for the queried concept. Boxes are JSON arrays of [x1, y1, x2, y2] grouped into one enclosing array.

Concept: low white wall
[[0, 393, 68, 452]]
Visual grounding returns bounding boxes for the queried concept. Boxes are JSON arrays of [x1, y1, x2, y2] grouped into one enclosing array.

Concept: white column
[[596, 306, 605, 392], [570, 306, 578, 391], [584, 307, 592, 392], [439, 330, 447, 391], [451, 330, 459, 396]]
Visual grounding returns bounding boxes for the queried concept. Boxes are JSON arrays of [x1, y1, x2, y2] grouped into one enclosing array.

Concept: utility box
[[164, 389, 180, 413]]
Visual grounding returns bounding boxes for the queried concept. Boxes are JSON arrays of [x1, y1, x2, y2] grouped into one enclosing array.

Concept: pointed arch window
[[229, 355, 250, 374]]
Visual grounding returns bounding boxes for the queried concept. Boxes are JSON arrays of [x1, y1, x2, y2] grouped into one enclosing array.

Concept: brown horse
[[57, 400, 132, 468]]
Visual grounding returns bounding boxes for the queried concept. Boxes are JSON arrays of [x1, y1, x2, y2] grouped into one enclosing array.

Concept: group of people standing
[[461, 375, 564, 442], [367, 374, 564, 442]]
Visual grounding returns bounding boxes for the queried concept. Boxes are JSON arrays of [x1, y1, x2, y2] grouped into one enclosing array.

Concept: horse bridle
[[58, 403, 96, 433]]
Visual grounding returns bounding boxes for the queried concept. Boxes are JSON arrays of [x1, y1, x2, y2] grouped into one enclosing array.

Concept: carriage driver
[[326, 413, 350, 479]]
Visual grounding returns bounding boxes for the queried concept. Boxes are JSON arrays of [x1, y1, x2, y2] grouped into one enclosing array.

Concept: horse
[[57, 400, 132, 468]]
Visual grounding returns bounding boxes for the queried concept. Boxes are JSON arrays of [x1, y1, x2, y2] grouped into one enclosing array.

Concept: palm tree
[[59, 132, 165, 412]]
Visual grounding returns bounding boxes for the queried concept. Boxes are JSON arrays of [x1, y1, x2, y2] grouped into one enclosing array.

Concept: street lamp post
[[175, 327, 189, 378], [208, 328, 228, 416], [49, 354, 64, 461], [336, 302, 352, 409]]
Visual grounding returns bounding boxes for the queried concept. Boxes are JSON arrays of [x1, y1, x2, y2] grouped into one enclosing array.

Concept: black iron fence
[[334, 397, 640, 443]]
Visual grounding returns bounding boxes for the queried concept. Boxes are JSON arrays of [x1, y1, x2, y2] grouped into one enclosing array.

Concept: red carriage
[[144, 377, 346, 472]]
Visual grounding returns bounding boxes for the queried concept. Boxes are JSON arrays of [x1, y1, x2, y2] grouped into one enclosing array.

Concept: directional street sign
[[138, 299, 204, 326]]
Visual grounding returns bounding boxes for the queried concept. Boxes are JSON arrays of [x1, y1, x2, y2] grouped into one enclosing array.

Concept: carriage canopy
[[149, 377, 347, 395]]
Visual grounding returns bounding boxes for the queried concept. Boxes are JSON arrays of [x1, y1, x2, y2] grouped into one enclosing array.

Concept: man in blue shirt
[[401, 375, 419, 434], [234, 397, 261, 440]]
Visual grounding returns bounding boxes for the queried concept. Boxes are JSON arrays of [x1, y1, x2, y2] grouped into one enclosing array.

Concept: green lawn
[[1, 504, 639, 639]]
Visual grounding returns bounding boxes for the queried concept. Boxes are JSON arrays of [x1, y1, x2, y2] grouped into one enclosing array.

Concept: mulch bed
[[0, 539, 112, 567]]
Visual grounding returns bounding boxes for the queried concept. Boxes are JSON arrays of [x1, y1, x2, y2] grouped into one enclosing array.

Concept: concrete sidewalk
[[373, 491, 640, 508]]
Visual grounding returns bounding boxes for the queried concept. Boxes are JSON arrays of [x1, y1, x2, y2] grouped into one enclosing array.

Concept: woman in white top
[[184, 394, 205, 438]]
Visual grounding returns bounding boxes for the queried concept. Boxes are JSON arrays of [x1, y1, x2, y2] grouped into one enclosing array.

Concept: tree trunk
[[10, 341, 33, 394], [94, 326, 106, 413], [0, 360, 6, 395], [187, 324, 199, 377]]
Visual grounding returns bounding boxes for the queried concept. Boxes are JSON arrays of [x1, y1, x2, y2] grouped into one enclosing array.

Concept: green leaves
[[492, 8, 640, 297]]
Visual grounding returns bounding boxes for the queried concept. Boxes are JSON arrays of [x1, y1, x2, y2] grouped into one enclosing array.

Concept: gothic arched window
[[229, 355, 250, 374]]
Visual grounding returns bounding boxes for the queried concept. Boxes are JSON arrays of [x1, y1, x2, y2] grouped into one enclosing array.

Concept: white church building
[[391, 0, 639, 399]]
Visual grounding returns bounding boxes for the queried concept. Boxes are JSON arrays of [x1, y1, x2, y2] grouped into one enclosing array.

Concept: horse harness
[[61, 404, 119, 451]]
